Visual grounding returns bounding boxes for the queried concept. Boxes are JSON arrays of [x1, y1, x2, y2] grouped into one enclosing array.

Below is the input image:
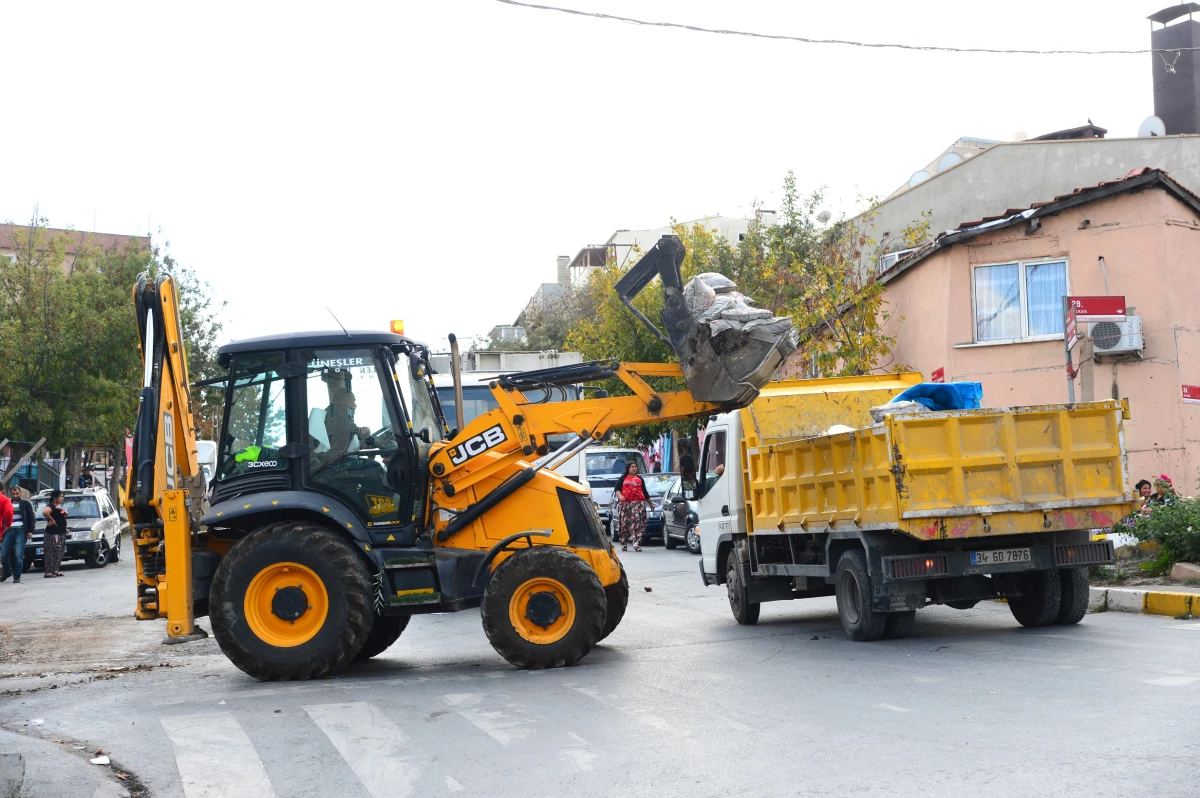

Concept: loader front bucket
[[613, 235, 798, 407]]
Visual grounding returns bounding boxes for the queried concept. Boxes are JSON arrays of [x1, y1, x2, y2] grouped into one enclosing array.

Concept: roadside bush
[[1130, 498, 1200, 569]]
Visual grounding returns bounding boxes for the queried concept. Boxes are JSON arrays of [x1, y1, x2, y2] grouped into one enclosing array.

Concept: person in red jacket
[[614, 460, 654, 552], [0, 492, 12, 545]]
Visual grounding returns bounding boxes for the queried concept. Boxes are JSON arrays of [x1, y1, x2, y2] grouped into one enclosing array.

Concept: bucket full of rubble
[[614, 235, 798, 407]]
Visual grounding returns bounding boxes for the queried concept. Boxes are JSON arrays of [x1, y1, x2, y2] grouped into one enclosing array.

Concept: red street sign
[[930, 367, 945, 384], [1065, 312, 1078, 351], [1184, 385, 1200, 405], [1068, 296, 1127, 323]]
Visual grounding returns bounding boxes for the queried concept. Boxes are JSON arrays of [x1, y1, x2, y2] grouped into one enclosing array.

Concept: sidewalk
[[1089, 584, 1200, 617]]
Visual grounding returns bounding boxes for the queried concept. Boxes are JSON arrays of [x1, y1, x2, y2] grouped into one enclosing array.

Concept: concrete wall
[[872, 135, 1200, 252], [881, 187, 1200, 493]]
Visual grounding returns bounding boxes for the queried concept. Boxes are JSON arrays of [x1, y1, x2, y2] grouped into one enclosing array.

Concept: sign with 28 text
[[1068, 296, 1127, 323]]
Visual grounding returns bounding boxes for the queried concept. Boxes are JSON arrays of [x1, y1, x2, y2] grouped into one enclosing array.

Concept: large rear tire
[[354, 615, 411, 661], [599, 564, 629, 642], [210, 521, 374, 681], [835, 549, 886, 641], [481, 547, 606, 669], [1055, 567, 1089, 626], [1009, 569, 1062, 628], [726, 550, 760, 625]]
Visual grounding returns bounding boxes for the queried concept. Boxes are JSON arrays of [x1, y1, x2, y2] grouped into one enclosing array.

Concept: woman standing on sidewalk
[[41, 490, 68, 578], [614, 461, 653, 552]]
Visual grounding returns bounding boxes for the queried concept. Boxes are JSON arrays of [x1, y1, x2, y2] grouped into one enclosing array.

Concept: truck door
[[696, 421, 737, 578]]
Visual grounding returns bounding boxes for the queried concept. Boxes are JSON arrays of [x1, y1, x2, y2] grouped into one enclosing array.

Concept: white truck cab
[[696, 412, 743, 584]]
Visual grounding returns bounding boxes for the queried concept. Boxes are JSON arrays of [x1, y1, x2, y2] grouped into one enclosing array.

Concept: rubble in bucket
[[684, 273, 796, 342]]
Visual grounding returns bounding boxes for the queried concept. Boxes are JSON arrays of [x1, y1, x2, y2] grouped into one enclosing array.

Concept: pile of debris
[[683, 272, 795, 344]]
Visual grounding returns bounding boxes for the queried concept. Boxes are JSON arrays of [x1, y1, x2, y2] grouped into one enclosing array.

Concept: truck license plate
[[971, 548, 1030, 566]]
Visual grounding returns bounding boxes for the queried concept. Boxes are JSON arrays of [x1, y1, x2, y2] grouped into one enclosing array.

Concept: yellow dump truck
[[693, 374, 1130, 640]]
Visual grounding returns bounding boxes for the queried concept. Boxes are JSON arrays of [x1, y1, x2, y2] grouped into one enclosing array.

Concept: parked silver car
[[661, 475, 701, 554], [28, 488, 123, 569]]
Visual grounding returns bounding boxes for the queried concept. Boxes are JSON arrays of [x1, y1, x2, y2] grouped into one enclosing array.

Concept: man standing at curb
[[0, 486, 33, 583]]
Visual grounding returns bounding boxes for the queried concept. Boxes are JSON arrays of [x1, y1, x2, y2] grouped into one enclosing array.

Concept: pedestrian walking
[[0, 486, 34, 583], [42, 489, 68, 578], [614, 461, 653, 552]]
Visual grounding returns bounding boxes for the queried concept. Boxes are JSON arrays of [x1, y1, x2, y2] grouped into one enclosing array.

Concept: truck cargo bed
[[744, 400, 1132, 541]]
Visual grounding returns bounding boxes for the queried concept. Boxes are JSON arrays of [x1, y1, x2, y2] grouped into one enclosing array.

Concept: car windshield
[[34, 495, 100, 519], [643, 473, 677, 497]]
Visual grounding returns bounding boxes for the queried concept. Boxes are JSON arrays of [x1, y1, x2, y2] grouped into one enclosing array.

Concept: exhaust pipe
[[448, 333, 465, 433]]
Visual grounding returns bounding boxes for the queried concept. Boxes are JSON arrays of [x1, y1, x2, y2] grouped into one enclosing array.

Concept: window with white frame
[[972, 259, 1068, 342]]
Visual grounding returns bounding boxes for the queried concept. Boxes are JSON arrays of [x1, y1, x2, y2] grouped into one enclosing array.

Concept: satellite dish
[[1139, 115, 1166, 137], [908, 170, 932, 188], [936, 152, 963, 172], [816, 209, 832, 224]]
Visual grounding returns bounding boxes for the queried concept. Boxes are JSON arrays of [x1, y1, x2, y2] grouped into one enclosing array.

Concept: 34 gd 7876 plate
[[970, 547, 1031, 566]]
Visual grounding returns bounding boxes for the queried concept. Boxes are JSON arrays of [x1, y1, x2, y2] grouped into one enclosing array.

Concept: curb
[[1088, 586, 1199, 617]]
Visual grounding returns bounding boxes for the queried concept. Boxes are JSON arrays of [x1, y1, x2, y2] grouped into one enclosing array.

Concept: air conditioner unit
[[1089, 315, 1143, 355]]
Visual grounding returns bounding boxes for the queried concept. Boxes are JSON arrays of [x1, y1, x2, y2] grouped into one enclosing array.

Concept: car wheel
[[84, 541, 110, 569], [109, 534, 121, 563], [685, 525, 701, 555], [663, 526, 678, 550]]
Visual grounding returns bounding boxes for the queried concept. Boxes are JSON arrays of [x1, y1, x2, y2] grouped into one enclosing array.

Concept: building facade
[[877, 169, 1200, 489]]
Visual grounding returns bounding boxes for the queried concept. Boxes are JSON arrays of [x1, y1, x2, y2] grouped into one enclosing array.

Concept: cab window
[[217, 353, 288, 480], [701, 430, 727, 493], [304, 348, 403, 524]]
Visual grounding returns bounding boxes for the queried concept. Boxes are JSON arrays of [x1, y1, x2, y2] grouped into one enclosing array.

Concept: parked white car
[[28, 488, 124, 569]]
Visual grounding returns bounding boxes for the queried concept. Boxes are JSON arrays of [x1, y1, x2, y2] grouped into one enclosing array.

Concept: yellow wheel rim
[[509, 576, 576, 644], [244, 562, 330, 648]]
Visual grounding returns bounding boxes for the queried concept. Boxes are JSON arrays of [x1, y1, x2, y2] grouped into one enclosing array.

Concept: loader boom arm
[[124, 274, 203, 637]]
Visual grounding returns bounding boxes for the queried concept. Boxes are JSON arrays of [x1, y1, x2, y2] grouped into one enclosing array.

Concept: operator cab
[[210, 331, 445, 544]]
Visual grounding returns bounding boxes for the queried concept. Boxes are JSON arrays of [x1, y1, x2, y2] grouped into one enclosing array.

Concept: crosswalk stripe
[[304, 702, 422, 798], [160, 713, 277, 798], [442, 692, 540, 746]]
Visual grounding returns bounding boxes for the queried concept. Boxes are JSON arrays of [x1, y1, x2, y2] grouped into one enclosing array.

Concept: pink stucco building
[[876, 168, 1200, 491]]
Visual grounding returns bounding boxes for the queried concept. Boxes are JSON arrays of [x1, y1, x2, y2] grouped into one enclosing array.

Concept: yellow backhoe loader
[[125, 236, 797, 680]]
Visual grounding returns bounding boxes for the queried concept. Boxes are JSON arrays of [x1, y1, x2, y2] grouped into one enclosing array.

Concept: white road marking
[[446, 776, 465, 792], [442, 693, 540, 746], [559, 731, 598, 773], [873, 703, 914, 713], [1163, 624, 1200, 630], [160, 713, 276, 798], [1142, 675, 1200, 687], [304, 702, 421, 798]]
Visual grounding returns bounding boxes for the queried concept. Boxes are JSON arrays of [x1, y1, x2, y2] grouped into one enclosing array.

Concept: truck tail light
[[884, 553, 948, 580], [1055, 540, 1114, 567]]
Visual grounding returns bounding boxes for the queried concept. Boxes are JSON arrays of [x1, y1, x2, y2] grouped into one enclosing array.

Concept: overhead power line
[[493, 0, 1200, 56]]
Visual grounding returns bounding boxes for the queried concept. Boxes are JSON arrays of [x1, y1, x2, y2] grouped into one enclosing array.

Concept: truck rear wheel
[[835, 549, 886, 641], [599, 563, 628, 642], [726, 551, 760, 625], [354, 615, 410, 661], [1008, 569, 1062, 628], [482, 547, 606, 669], [882, 610, 916, 639], [1055, 567, 1089, 626], [210, 521, 374, 681]]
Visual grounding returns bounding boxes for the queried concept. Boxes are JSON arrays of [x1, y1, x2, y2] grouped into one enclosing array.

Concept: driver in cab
[[326, 386, 372, 457]]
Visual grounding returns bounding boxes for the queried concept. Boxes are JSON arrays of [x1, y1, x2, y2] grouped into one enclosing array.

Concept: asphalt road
[[2, 543, 1198, 798]]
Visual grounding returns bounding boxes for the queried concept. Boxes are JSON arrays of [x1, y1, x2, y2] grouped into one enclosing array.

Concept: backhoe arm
[[124, 273, 203, 637]]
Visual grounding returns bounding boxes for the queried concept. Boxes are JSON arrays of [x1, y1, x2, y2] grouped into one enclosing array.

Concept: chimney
[[1150, 4, 1200, 135], [556, 255, 570, 285]]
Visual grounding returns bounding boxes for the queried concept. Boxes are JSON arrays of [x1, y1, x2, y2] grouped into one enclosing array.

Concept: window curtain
[[974, 264, 1021, 341], [1025, 261, 1066, 336]]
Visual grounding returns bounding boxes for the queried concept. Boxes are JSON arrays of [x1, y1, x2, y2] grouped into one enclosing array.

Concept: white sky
[[0, 0, 1179, 349]]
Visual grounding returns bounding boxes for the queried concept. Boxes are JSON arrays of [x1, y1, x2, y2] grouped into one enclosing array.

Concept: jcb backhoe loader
[[125, 236, 797, 680]]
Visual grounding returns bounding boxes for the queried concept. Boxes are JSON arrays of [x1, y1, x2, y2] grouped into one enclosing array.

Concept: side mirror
[[419, 427, 432, 444], [592, 389, 609, 399]]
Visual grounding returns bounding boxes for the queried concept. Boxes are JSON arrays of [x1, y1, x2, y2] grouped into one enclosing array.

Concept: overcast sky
[[1, 0, 1178, 349]]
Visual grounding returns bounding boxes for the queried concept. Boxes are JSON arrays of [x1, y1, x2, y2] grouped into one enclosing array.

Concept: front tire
[[726, 550, 760, 625], [835, 549, 886, 641], [109, 534, 122, 563], [663, 527, 678, 550], [1055, 567, 1089, 626], [1009, 569, 1062, 628], [481, 547, 606, 669], [210, 521, 374, 681], [599, 564, 629, 642], [685, 525, 701, 555], [84, 541, 110, 569], [354, 615, 410, 661]]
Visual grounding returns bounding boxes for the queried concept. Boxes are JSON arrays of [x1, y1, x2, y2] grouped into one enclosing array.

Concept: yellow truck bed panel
[[746, 399, 1132, 542]]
